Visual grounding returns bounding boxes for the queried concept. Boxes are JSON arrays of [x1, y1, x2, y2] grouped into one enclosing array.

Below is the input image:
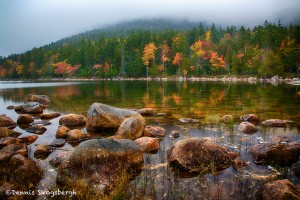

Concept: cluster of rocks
[[0, 94, 61, 197], [1, 93, 300, 198]]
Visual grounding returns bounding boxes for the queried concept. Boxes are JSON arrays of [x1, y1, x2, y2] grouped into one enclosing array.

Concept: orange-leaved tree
[[172, 52, 182, 75], [142, 42, 157, 78], [210, 51, 225, 75], [52, 61, 80, 77]]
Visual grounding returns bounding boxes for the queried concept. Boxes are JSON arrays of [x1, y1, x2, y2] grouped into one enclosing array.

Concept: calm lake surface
[[0, 80, 300, 199]]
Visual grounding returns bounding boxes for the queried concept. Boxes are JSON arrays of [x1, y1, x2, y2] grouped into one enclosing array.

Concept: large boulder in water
[[167, 137, 233, 174], [0, 115, 17, 128], [248, 142, 300, 166], [57, 138, 143, 195], [86, 103, 144, 131], [24, 94, 50, 106], [255, 179, 300, 200], [16, 102, 45, 114]]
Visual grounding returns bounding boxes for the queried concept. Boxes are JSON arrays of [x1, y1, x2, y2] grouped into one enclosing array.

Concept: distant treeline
[[0, 19, 299, 79]]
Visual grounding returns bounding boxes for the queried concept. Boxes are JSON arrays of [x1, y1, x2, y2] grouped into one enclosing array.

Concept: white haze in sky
[[0, 0, 300, 57]]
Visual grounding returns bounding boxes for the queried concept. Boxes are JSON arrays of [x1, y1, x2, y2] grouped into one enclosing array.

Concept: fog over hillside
[[1, 0, 300, 57]]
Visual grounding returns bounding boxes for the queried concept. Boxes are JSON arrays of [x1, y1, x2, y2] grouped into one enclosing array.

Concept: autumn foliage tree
[[142, 42, 157, 78], [160, 42, 170, 73], [52, 61, 80, 77]]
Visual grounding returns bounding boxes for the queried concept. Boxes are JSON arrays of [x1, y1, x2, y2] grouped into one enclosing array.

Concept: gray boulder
[[86, 103, 144, 131]]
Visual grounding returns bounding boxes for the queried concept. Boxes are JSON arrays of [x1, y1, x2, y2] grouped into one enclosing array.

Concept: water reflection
[[0, 80, 299, 199]]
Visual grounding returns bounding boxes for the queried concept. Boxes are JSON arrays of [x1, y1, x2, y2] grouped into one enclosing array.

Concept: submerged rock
[[262, 119, 287, 127], [238, 122, 258, 134], [40, 112, 61, 120], [116, 116, 145, 140], [143, 126, 166, 137], [248, 142, 300, 166], [134, 137, 160, 153], [25, 125, 47, 134], [17, 114, 34, 124], [167, 137, 233, 174], [0, 115, 17, 128], [57, 138, 143, 195], [255, 179, 300, 200], [86, 103, 144, 131], [24, 94, 50, 106], [59, 114, 86, 127]]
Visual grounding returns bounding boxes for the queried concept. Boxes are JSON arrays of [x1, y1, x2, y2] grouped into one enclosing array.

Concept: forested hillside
[[0, 19, 299, 79]]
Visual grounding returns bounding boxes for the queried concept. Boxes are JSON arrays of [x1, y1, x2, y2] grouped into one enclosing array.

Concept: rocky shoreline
[[1, 94, 300, 199], [1, 75, 300, 85]]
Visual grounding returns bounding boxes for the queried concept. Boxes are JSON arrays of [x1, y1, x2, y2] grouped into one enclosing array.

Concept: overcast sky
[[1, 0, 300, 57]]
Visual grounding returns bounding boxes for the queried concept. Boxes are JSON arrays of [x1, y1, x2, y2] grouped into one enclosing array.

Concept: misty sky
[[1, 0, 300, 57]]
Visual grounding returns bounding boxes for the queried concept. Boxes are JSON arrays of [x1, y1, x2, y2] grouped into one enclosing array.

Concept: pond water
[[0, 80, 300, 199]]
